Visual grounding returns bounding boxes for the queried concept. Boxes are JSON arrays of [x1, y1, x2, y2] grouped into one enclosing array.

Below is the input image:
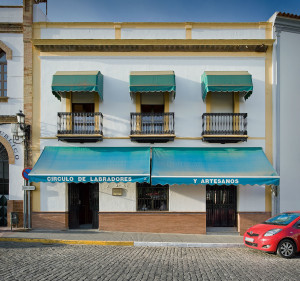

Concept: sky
[[1, 0, 300, 22]]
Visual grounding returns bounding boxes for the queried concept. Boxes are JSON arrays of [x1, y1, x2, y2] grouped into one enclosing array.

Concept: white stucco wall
[[278, 31, 300, 212], [169, 185, 206, 212], [39, 55, 266, 143], [0, 8, 22, 23], [40, 182, 68, 212], [0, 33, 24, 115], [40, 28, 115, 39], [122, 28, 185, 39], [237, 185, 265, 212], [192, 28, 265, 39], [99, 182, 136, 212]]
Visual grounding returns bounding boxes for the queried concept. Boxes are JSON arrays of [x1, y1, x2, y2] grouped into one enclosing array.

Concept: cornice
[[0, 23, 23, 33], [274, 16, 300, 34], [32, 39, 274, 53]]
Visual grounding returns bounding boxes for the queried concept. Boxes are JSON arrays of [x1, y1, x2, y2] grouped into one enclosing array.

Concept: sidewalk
[[0, 227, 244, 248]]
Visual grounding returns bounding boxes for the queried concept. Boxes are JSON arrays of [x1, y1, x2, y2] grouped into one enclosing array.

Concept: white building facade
[[26, 18, 279, 235]]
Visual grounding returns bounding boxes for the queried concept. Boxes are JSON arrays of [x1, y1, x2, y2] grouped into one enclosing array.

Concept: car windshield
[[263, 213, 300, 226]]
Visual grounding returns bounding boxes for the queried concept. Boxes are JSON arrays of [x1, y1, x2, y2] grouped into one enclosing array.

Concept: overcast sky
[[1, 0, 300, 22]]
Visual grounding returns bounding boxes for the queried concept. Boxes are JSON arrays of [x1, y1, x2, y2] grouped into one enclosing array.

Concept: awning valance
[[151, 147, 279, 186], [129, 71, 176, 97], [28, 147, 150, 183], [201, 71, 253, 101], [51, 71, 103, 101]]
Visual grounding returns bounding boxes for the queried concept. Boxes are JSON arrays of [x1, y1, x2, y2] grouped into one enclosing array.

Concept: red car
[[244, 212, 300, 258]]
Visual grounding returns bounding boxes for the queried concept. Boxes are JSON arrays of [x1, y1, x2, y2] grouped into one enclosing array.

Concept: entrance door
[[206, 185, 237, 227], [68, 183, 99, 229]]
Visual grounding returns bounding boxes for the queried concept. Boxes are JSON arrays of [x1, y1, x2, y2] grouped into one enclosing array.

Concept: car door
[[293, 218, 300, 248]]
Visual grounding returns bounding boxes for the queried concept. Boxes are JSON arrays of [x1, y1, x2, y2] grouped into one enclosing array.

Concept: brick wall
[[7, 200, 23, 228], [238, 212, 271, 235], [99, 212, 206, 234], [32, 212, 68, 230]]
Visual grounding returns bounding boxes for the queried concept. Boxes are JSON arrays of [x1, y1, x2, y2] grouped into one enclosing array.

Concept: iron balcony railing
[[57, 112, 103, 135], [202, 113, 247, 135], [130, 112, 175, 135]]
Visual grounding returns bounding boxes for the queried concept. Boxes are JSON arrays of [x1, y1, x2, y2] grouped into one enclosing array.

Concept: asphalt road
[[0, 242, 299, 281]]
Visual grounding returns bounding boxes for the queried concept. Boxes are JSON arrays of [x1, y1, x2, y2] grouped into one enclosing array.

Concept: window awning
[[28, 147, 150, 184], [151, 147, 279, 186], [129, 71, 176, 98], [201, 71, 253, 101], [51, 71, 103, 101]]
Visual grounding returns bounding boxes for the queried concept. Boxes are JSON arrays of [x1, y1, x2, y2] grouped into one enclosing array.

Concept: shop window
[[0, 51, 7, 98], [137, 183, 169, 211]]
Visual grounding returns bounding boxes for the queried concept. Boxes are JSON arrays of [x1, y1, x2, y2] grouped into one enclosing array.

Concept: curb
[[0, 237, 244, 248], [0, 237, 133, 246], [134, 242, 244, 248]]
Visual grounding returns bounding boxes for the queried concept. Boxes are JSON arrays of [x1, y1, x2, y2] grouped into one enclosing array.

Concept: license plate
[[245, 237, 254, 243]]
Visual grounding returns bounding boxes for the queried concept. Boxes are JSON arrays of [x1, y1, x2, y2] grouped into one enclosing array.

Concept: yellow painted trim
[[94, 93, 100, 131], [39, 52, 267, 58], [202, 135, 248, 138], [33, 23, 41, 39], [233, 93, 239, 113], [102, 137, 130, 139], [33, 22, 115, 29], [135, 93, 141, 113], [265, 185, 272, 212], [130, 134, 175, 138], [164, 93, 169, 113], [185, 24, 192, 39], [247, 137, 266, 140], [32, 48, 41, 212], [40, 137, 58, 139], [0, 237, 134, 247], [264, 22, 273, 40], [66, 92, 72, 112], [206, 92, 211, 113], [114, 24, 121, 39]]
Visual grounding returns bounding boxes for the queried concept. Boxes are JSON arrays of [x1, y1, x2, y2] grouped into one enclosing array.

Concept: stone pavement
[[0, 227, 244, 248], [0, 242, 299, 281]]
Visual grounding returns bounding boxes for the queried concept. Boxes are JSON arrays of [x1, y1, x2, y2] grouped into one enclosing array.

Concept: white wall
[[279, 31, 300, 212], [122, 28, 185, 39], [99, 182, 136, 211], [169, 184, 206, 212], [40, 182, 67, 212], [0, 33, 23, 115], [0, 8, 22, 23], [39, 55, 266, 144], [41, 28, 115, 39], [192, 28, 265, 39], [237, 185, 265, 212]]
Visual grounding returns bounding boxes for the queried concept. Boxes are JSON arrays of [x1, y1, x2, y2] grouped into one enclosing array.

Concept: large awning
[[201, 71, 253, 101], [28, 147, 150, 183], [129, 71, 176, 97], [151, 147, 279, 186], [51, 71, 103, 101]]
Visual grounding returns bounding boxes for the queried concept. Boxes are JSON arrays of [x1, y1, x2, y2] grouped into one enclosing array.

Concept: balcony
[[130, 112, 175, 143], [57, 112, 103, 143], [202, 113, 248, 143]]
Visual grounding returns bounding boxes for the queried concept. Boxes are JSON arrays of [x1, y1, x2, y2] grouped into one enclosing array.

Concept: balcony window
[[0, 52, 7, 101], [57, 103, 103, 143]]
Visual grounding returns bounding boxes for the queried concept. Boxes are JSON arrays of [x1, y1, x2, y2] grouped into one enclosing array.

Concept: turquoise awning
[[28, 147, 150, 183], [151, 147, 279, 186], [51, 71, 103, 101], [201, 71, 253, 101], [130, 71, 176, 97]]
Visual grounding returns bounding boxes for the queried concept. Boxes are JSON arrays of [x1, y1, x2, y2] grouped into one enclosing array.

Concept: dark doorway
[[206, 185, 237, 227], [68, 183, 99, 229]]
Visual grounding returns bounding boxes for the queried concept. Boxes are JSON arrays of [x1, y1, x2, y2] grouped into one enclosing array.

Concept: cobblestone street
[[0, 242, 299, 281]]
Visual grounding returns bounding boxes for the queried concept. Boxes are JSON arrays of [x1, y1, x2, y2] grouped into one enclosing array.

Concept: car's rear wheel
[[277, 239, 296, 259]]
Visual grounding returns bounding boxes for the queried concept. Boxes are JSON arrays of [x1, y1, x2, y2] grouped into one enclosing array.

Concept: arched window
[[0, 143, 9, 226], [0, 51, 7, 98]]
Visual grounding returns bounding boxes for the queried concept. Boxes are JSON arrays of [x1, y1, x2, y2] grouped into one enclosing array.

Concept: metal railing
[[202, 113, 247, 135], [57, 112, 103, 135], [130, 112, 175, 135]]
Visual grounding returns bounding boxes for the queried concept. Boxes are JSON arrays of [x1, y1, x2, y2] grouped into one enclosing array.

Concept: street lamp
[[12, 110, 30, 144]]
